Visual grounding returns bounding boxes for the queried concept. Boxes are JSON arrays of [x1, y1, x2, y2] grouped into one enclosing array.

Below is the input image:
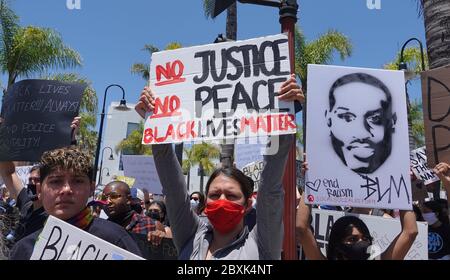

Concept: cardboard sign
[[122, 155, 163, 195], [30, 215, 144, 260], [410, 146, 440, 185], [0, 79, 86, 161], [421, 65, 450, 167], [305, 65, 412, 210], [309, 208, 428, 260], [242, 161, 264, 192], [142, 33, 296, 145]]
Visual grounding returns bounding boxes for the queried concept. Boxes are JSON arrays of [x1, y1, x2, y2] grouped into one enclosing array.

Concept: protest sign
[[305, 65, 412, 210], [234, 143, 265, 170], [30, 215, 144, 260], [420, 65, 450, 167], [309, 208, 428, 260], [142, 33, 296, 145], [242, 161, 264, 193], [122, 155, 162, 194], [410, 146, 440, 185], [0, 79, 86, 161], [147, 238, 178, 260], [16, 166, 33, 189]]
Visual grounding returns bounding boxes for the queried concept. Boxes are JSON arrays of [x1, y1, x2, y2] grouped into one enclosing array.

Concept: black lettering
[[195, 86, 213, 118], [210, 49, 228, 82], [193, 50, 212, 84], [226, 46, 244, 81], [40, 226, 62, 260]]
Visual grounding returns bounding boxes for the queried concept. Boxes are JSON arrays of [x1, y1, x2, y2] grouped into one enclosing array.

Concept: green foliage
[[384, 46, 428, 80], [182, 142, 220, 176], [115, 121, 152, 156]]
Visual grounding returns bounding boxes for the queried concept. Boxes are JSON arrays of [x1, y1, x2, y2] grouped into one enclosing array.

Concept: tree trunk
[[422, 0, 450, 69], [221, 3, 237, 169]]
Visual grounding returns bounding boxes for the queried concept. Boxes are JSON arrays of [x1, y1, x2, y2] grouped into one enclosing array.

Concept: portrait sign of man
[[325, 73, 397, 174]]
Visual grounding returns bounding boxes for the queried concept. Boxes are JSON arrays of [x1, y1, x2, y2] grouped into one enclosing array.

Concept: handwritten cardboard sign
[[309, 208, 428, 260], [0, 79, 86, 161], [305, 65, 412, 210], [420, 65, 450, 167], [122, 155, 162, 195], [30, 215, 144, 260], [410, 146, 440, 185], [242, 161, 264, 193], [142, 33, 296, 145]]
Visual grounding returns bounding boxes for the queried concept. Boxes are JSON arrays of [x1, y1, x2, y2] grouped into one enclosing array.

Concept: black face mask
[[148, 211, 162, 222], [338, 240, 371, 260]]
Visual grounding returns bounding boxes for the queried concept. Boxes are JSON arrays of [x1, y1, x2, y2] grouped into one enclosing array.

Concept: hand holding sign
[[434, 162, 450, 190], [135, 86, 156, 119]]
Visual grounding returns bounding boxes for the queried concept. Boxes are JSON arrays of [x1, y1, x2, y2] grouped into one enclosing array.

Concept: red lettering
[[257, 116, 267, 132], [155, 60, 186, 86], [285, 114, 297, 129], [151, 95, 182, 119], [143, 128, 154, 144]]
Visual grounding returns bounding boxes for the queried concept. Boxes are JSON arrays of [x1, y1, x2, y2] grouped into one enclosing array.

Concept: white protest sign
[[16, 166, 32, 188], [242, 161, 265, 193], [235, 143, 265, 169], [410, 146, 440, 185], [30, 215, 144, 260], [142, 33, 296, 145], [305, 65, 412, 210], [122, 155, 162, 195], [309, 208, 428, 260]]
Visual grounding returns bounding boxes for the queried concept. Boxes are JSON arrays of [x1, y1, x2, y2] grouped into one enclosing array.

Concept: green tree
[[115, 121, 152, 156], [409, 100, 425, 148], [45, 73, 98, 157], [182, 142, 220, 193], [0, 0, 82, 91], [294, 26, 352, 147], [131, 42, 182, 82], [384, 46, 429, 80], [416, 0, 450, 69]]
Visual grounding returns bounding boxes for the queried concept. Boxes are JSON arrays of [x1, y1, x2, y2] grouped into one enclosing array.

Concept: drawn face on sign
[[326, 73, 397, 174]]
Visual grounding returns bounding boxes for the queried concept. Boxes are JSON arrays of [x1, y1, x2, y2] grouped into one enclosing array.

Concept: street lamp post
[[210, 0, 299, 260], [99, 167, 111, 185], [93, 84, 130, 184], [98, 147, 114, 186], [398, 38, 426, 151]]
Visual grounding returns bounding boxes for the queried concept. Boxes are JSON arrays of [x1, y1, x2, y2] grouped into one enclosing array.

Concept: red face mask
[[204, 199, 245, 234]]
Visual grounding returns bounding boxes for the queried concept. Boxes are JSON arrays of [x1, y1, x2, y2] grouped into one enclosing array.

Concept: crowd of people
[[0, 76, 449, 260]]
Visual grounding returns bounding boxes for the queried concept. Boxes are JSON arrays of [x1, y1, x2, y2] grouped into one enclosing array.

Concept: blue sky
[[2, 0, 425, 121]]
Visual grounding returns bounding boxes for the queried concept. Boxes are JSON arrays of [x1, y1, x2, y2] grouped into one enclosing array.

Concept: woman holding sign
[[296, 161, 419, 260], [136, 75, 304, 260]]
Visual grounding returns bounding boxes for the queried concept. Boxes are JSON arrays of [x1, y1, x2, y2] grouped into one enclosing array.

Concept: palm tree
[[115, 121, 152, 156], [182, 142, 220, 193], [384, 46, 429, 80], [416, 0, 450, 69], [45, 73, 98, 157], [294, 26, 352, 146], [0, 0, 82, 91], [384, 47, 428, 149]]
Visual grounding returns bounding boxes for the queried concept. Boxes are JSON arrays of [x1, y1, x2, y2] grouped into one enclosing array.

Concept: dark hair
[[205, 167, 254, 202], [40, 147, 93, 183], [327, 216, 373, 260], [149, 200, 167, 222], [413, 204, 424, 222], [190, 191, 206, 215], [424, 200, 449, 225], [329, 72, 392, 112], [29, 165, 40, 174]]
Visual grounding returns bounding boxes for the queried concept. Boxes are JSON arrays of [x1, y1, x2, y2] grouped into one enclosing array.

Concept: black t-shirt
[[9, 217, 143, 260], [428, 223, 450, 260], [14, 188, 48, 241]]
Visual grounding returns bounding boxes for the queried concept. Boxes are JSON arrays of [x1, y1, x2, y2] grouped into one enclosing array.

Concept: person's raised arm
[[254, 75, 304, 260], [0, 161, 24, 199], [434, 162, 450, 197], [135, 87, 199, 251], [381, 210, 418, 260], [295, 160, 326, 260]]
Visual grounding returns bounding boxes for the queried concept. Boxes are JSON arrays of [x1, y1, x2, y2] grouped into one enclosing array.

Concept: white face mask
[[423, 212, 439, 225], [190, 199, 199, 208]]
